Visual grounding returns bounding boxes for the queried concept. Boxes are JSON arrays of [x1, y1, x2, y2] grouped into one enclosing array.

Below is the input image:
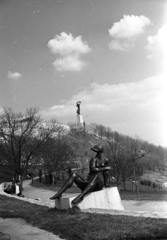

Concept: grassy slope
[[141, 170, 167, 185], [0, 194, 167, 240], [119, 181, 167, 201]]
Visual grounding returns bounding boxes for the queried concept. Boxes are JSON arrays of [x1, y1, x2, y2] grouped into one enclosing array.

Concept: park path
[[22, 180, 167, 219], [23, 180, 167, 213], [22, 178, 56, 206], [1, 180, 167, 218], [123, 199, 167, 212], [0, 218, 64, 240]]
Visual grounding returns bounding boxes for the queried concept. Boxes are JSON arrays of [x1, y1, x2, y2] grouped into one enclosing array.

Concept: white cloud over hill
[[40, 73, 166, 147]]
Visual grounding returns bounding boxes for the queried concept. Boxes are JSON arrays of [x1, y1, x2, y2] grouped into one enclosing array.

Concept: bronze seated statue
[[50, 145, 112, 205]]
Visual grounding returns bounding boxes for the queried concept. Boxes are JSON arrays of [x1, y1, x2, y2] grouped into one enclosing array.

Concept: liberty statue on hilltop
[[76, 101, 84, 126], [76, 101, 81, 115]]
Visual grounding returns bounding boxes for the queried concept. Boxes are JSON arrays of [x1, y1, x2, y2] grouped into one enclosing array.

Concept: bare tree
[[0, 107, 61, 194], [106, 132, 133, 189], [87, 123, 107, 139], [41, 135, 75, 184], [125, 136, 145, 194]]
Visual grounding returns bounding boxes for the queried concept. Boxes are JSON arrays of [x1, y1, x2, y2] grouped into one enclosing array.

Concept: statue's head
[[91, 145, 104, 153], [76, 101, 81, 106]]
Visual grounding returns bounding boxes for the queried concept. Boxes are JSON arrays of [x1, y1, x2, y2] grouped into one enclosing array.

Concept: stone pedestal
[[55, 187, 124, 210], [77, 114, 83, 125]]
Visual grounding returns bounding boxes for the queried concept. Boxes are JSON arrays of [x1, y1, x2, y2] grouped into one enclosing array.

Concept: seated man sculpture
[[50, 145, 111, 205]]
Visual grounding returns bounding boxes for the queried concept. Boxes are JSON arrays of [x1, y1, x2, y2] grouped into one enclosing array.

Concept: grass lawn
[[0, 194, 167, 240], [119, 181, 167, 201]]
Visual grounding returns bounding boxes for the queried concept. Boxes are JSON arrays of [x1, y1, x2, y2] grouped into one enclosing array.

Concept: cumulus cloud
[[40, 73, 167, 146], [48, 32, 91, 72], [108, 15, 151, 51], [48, 32, 90, 55], [53, 55, 87, 72], [108, 40, 134, 52], [109, 15, 151, 39], [145, 25, 167, 71], [7, 71, 22, 80]]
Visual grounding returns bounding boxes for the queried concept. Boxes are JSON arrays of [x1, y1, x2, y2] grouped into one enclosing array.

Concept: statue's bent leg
[[50, 173, 87, 200], [103, 170, 110, 187], [74, 174, 89, 191], [72, 175, 101, 205], [50, 173, 75, 200]]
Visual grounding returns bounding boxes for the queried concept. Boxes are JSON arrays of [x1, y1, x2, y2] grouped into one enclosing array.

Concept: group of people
[[3, 179, 23, 197]]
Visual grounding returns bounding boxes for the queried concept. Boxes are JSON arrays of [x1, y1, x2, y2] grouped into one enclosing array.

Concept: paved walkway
[[23, 180, 167, 218], [1, 180, 167, 239], [0, 218, 64, 240]]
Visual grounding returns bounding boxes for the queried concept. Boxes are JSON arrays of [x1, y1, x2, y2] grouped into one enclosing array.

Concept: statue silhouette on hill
[[76, 101, 81, 115]]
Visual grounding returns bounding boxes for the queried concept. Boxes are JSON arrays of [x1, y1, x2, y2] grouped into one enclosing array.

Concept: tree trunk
[[49, 171, 52, 185], [52, 173, 55, 186], [135, 182, 139, 195], [133, 163, 139, 195], [123, 180, 126, 190], [39, 169, 42, 183], [31, 175, 34, 185]]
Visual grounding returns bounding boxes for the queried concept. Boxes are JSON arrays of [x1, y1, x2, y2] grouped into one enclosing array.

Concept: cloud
[[109, 15, 151, 39], [108, 15, 151, 51], [7, 71, 22, 80], [40, 73, 167, 146], [48, 32, 91, 72], [0, 106, 4, 114], [145, 25, 167, 71], [48, 32, 90, 55], [108, 40, 134, 52], [53, 55, 87, 72]]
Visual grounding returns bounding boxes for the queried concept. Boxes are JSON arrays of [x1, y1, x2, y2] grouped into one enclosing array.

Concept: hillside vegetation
[[0, 107, 166, 192]]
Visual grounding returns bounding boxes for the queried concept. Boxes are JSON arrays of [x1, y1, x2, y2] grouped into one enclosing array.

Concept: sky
[[0, 0, 167, 147]]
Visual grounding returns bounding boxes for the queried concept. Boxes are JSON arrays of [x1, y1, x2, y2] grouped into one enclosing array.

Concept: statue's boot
[[50, 192, 62, 200], [50, 177, 73, 200], [71, 194, 84, 205]]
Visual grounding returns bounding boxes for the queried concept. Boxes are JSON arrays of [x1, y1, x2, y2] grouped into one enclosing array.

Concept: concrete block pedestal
[[55, 187, 124, 210]]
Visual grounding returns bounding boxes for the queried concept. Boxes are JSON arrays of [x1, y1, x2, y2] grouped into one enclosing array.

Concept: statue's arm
[[90, 158, 111, 173]]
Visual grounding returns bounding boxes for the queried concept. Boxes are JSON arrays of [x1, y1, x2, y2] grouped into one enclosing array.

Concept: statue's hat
[[91, 145, 103, 153]]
